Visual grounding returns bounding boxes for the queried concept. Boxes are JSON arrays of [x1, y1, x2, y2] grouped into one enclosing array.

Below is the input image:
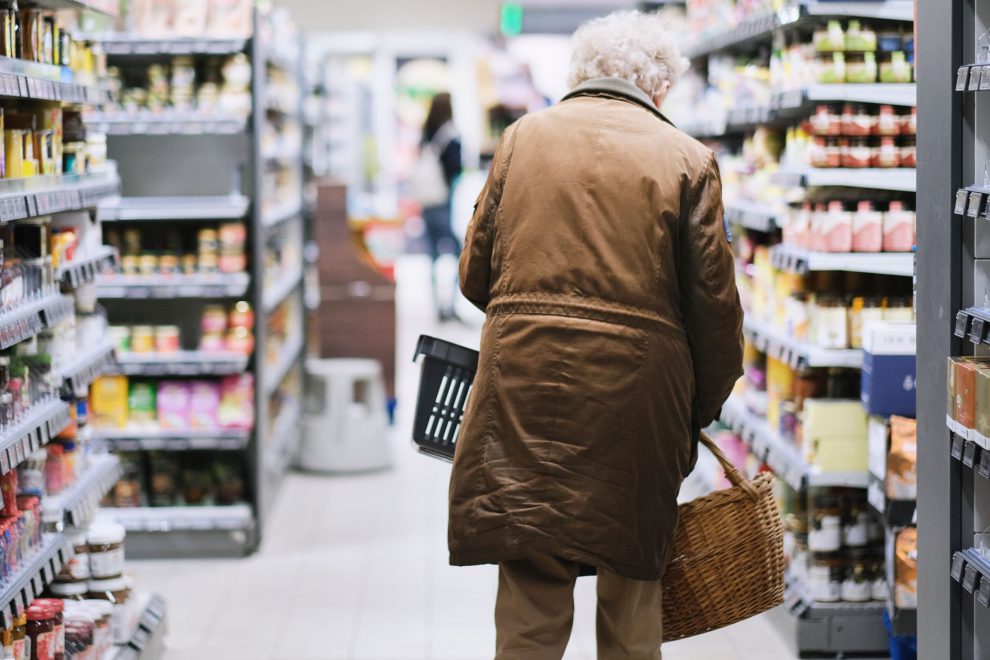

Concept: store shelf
[[770, 242, 915, 276], [774, 167, 917, 192], [265, 400, 300, 478], [956, 64, 990, 92], [725, 200, 780, 232], [0, 169, 120, 223], [685, 1, 914, 59], [92, 34, 248, 57], [743, 316, 863, 369], [263, 266, 304, 313], [784, 574, 886, 618], [112, 350, 249, 377], [109, 594, 167, 660], [0, 293, 74, 350], [0, 398, 72, 475], [952, 548, 990, 607], [86, 111, 249, 136], [30, 0, 118, 16], [721, 396, 870, 491], [262, 199, 303, 229], [953, 185, 990, 219], [93, 427, 251, 451], [952, 306, 990, 345], [42, 454, 122, 529], [0, 533, 72, 629], [98, 194, 250, 221], [867, 475, 916, 528], [57, 246, 118, 288], [948, 423, 990, 481], [264, 335, 304, 396], [95, 272, 251, 299], [108, 503, 253, 532], [0, 57, 114, 104], [55, 341, 116, 394]]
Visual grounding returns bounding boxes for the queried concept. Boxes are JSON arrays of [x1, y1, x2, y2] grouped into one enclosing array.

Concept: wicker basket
[[661, 432, 786, 642]]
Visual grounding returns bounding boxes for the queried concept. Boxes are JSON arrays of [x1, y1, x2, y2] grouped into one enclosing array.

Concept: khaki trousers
[[495, 555, 663, 659]]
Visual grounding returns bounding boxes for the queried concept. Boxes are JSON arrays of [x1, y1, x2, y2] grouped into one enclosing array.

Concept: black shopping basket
[[412, 335, 479, 462]]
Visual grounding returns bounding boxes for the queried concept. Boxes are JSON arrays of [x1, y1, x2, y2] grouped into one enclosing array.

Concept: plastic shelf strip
[[98, 195, 250, 221], [111, 351, 249, 377], [42, 454, 123, 529], [0, 534, 72, 629], [93, 427, 251, 452], [743, 316, 863, 369], [770, 243, 915, 277]]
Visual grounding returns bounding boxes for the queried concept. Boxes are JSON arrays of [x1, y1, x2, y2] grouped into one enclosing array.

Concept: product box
[[861, 321, 916, 417], [90, 376, 128, 429], [891, 527, 917, 609], [803, 398, 868, 472], [887, 415, 917, 500], [948, 356, 960, 422], [867, 416, 888, 481]]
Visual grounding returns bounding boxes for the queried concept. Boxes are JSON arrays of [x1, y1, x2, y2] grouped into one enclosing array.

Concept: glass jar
[[884, 297, 914, 322], [883, 201, 916, 252], [817, 52, 845, 84], [80, 601, 112, 657], [809, 492, 843, 552], [823, 137, 843, 168], [842, 548, 874, 602], [877, 137, 901, 168], [810, 104, 832, 136], [842, 103, 873, 137], [130, 327, 154, 354], [48, 580, 88, 603], [201, 306, 228, 334], [86, 578, 131, 645], [842, 137, 873, 168], [62, 621, 92, 660], [228, 301, 253, 329], [877, 105, 900, 136], [852, 201, 883, 253], [879, 51, 913, 83], [153, 326, 181, 354], [845, 20, 877, 52], [900, 135, 917, 168], [809, 137, 829, 168], [25, 605, 53, 660], [842, 495, 871, 547], [845, 52, 877, 84], [87, 523, 125, 579], [809, 552, 844, 602], [32, 601, 62, 660], [11, 614, 26, 660], [137, 255, 158, 277]]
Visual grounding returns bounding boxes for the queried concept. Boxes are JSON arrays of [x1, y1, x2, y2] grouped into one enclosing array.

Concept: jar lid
[[87, 522, 125, 545], [49, 580, 89, 596], [25, 605, 49, 621], [33, 598, 63, 613], [88, 576, 127, 592]]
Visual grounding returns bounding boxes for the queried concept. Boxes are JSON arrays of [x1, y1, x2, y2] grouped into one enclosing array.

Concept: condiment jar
[[80, 601, 112, 657], [228, 301, 254, 329], [153, 326, 181, 354], [852, 201, 883, 252], [11, 614, 26, 660], [842, 137, 873, 168], [883, 201, 915, 252], [841, 548, 875, 602], [822, 201, 853, 252], [32, 601, 62, 660], [86, 523, 125, 579], [877, 105, 900, 136], [900, 135, 916, 168], [201, 306, 228, 334], [809, 492, 843, 551], [809, 552, 844, 602], [823, 137, 842, 168], [130, 327, 154, 354], [842, 496, 871, 547], [86, 577, 131, 645], [48, 580, 88, 602], [877, 137, 900, 168], [25, 605, 53, 660]]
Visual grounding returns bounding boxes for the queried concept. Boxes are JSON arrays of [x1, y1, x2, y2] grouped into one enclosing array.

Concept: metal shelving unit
[[54, 340, 116, 395], [773, 166, 917, 192], [0, 534, 73, 628], [95, 272, 251, 299], [42, 454, 123, 529], [85, 111, 248, 136], [111, 350, 249, 377], [770, 243, 915, 277], [94, 427, 251, 452], [743, 316, 863, 370], [97, 194, 250, 222]]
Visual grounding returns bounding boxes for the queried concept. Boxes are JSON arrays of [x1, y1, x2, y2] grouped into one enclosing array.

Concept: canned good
[[131, 326, 154, 354]]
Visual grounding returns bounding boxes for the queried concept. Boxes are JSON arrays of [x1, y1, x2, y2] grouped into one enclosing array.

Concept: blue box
[[862, 322, 917, 418]]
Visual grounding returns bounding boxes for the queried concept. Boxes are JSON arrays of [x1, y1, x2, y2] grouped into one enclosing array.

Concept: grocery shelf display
[[675, 0, 918, 654], [87, 5, 305, 559]]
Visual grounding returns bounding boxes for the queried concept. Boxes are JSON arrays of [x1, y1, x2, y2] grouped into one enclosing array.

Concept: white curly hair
[[567, 11, 689, 99]]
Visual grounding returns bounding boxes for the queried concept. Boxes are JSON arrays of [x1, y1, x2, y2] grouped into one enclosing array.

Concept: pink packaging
[[821, 201, 853, 252], [810, 203, 827, 252], [189, 381, 221, 429], [219, 374, 255, 430], [852, 201, 883, 252], [157, 382, 191, 430], [883, 202, 916, 252]]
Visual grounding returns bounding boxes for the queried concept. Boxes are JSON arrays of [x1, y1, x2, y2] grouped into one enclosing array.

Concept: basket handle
[[698, 432, 760, 500]]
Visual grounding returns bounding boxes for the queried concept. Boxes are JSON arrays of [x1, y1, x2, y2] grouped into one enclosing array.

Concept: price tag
[[955, 189, 970, 215], [969, 192, 986, 218], [965, 440, 980, 467], [952, 552, 967, 581], [956, 311, 972, 338], [964, 563, 980, 592], [980, 67, 990, 91], [981, 451, 990, 480], [958, 66, 972, 91], [971, 66, 986, 92], [952, 433, 966, 460], [971, 317, 986, 344]]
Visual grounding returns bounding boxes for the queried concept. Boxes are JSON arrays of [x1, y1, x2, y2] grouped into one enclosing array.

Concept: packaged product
[[851, 201, 882, 252], [156, 381, 190, 430], [820, 201, 853, 252], [218, 374, 254, 430], [147, 452, 179, 507], [110, 453, 145, 508], [172, 0, 209, 36], [882, 201, 916, 252], [131, 0, 172, 36], [954, 359, 990, 429], [887, 416, 917, 500], [207, 0, 254, 38], [894, 527, 917, 608], [90, 377, 129, 429], [214, 457, 244, 504], [180, 455, 214, 505], [127, 381, 157, 425], [188, 381, 220, 429]]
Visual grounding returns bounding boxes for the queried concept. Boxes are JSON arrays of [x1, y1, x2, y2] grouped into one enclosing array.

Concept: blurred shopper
[[449, 11, 743, 659], [412, 92, 463, 322]]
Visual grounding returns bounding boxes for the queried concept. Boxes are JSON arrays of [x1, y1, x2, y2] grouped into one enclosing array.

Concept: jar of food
[[842, 548, 874, 602], [11, 614, 26, 660], [877, 105, 900, 136], [57, 531, 89, 583], [225, 326, 254, 355], [198, 253, 219, 274], [48, 580, 88, 603], [900, 135, 917, 168], [871, 555, 889, 601], [816, 296, 850, 350], [809, 137, 829, 168], [809, 492, 843, 551], [903, 107, 917, 136], [842, 104, 874, 137], [228, 301, 253, 329], [814, 19, 845, 52], [197, 229, 218, 255], [824, 137, 843, 168], [86, 578, 131, 645], [199, 332, 225, 353], [130, 326, 154, 354], [883, 201, 916, 252], [809, 552, 844, 602], [201, 306, 228, 334], [845, 20, 877, 51], [218, 251, 246, 274], [822, 201, 853, 252], [32, 601, 62, 660], [25, 604, 53, 660], [817, 52, 846, 84], [181, 254, 198, 275], [810, 105, 832, 136], [137, 255, 158, 277], [119, 256, 138, 276], [62, 620, 93, 660], [80, 601, 112, 657], [845, 52, 878, 83], [884, 297, 914, 322], [843, 137, 873, 168], [158, 254, 179, 276], [842, 495, 871, 547], [852, 201, 883, 252], [876, 137, 900, 168], [879, 51, 913, 83], [87, 523, 125, 579], [153, 326, 181, 354], [218, 223, 246, 248]]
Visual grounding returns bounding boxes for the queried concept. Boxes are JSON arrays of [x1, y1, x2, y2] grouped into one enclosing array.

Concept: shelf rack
[[770, 242, 915, 276], [724, 200, 780, 232], [57, 245, 118, 288], [0, 57, 114, 105], [111, 350, 249, 377], [93, 427, 251, 452], [0, 398, 72, 475], [0, 534, 73, 629], [85, 111, 249, 136], [97, 194, 250, 222], [42, 453, 122, 529], [54, 340, 116, 395], [95, 272, 251, 299], [773, 167, 917, 192], [743, 316, 862, 369], [88, 35, 248, 57], [104, 504, 255, 559], [111, 594, 168, 660]]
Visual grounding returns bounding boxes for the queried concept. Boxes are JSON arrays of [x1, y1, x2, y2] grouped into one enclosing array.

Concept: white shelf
[[55, 341, 117, 394], [803, 0, 914, 20], [31, 0, 118, 16], [87, 111, 248, 136], [721, 396, 871, 491], [800, 83, 916, 106], [93, 427, 251, 451], [0, 169, 120, 222], [264, 334, 304, 396], [263, 266, 304, 313], [725, 200, 780, 232], [57, 246, 118, 288], [0, 398, 72, 475], [42, 454, 122, 529], [0, 534, 73, 629], [0, 293, 73, 350], [89, 34, 247, 56], [770, 242, 915, 276], [785, 573, 887, 617], [95, 272, 250, 299], [112, 350, 249, 377], [99, 194, 250, 221], [744, 316, 863, 369], [774, 167, 917, 192], [0, 56, 114, 104], [106, 503, 254, 533]]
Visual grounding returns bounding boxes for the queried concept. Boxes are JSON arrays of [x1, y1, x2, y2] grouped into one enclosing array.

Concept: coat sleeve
[[679, 152, 744, 428], [459, 123, 517, 311]]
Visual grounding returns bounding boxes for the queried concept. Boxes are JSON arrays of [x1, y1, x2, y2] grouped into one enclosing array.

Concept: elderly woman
[[449, 10, 744, 659]]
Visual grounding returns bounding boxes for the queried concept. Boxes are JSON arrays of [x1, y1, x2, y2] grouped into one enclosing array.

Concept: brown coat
[[450, 77, 744, 581]]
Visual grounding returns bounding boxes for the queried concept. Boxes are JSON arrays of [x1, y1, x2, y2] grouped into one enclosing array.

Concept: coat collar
[[561, 77, 676, 128]]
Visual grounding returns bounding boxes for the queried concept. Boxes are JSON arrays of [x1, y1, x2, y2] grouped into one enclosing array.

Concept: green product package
[[128, 380, 157, 423]]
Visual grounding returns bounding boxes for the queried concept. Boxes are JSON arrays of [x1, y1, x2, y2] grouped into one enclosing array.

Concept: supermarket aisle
[[128, 256, 797, 660]]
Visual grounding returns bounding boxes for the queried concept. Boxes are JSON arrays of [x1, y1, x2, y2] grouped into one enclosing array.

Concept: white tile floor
[[127, 256, 802, 659]]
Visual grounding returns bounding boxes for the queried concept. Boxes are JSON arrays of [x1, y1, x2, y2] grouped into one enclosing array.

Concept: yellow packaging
[[90, 375, 130, 428], [4, 130, 21, 178], [766, 357, 795, 431], [36, 105, 61, 173]]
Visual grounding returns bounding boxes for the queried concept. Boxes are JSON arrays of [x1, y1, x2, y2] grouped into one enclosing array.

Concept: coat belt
[[486, 293, 686, 338]]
